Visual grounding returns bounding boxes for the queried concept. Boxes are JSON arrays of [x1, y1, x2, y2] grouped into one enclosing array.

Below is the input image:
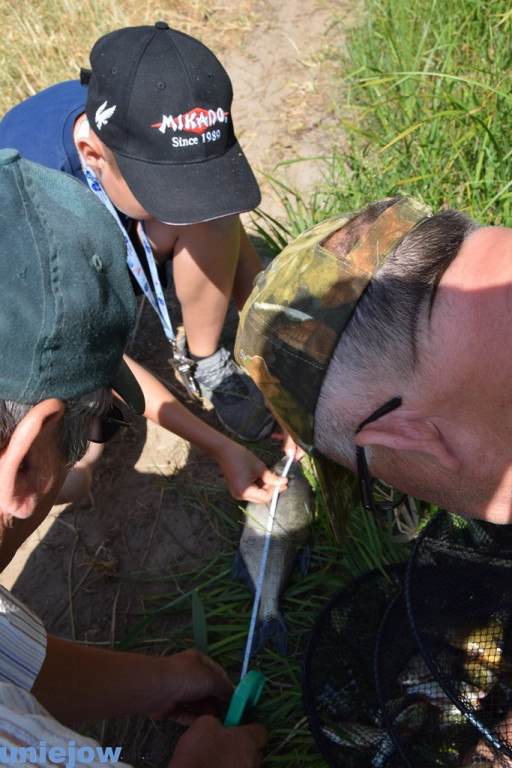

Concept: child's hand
[[271, 426, 305, 461], [217, 443, 288, 503]]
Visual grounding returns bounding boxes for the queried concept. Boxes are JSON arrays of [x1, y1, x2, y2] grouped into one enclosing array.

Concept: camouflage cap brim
[[235, 196, 432, 452]]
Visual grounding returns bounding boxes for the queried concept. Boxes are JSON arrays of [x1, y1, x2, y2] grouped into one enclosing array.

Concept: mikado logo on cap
[[151, 106, 229, 136]]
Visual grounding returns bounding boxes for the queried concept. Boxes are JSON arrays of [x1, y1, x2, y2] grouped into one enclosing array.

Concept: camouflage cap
[[235, 196, 431, 538], [235, 195, 431, 451]]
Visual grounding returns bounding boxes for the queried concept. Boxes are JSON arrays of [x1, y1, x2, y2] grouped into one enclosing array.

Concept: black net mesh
[[406, 510, 512, 766], [375, 584, 482, 766], [303, 565, 405, 767], [303, 511, 512, 767]]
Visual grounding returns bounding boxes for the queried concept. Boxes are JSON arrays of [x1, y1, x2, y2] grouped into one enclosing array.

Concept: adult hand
[[169, 715, 267, 768], [33, 641, 234, 728], [149, 649, 235, 725], [217, 441, 288, 503]]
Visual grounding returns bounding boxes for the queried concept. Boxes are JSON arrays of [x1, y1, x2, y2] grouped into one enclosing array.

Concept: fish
[[397, 653, 433, 686], [320, 722, 389, 749], [231, 457, 313, 657], [391, 700, 430, 739], [447, 617, 505, 669], [401, 678, 486, 712], [371, 702, 430, 768], [464, 657, 498, 692]]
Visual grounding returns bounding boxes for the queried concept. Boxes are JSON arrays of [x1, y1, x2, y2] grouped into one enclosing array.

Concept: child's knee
[[55, 442, 104, 505]]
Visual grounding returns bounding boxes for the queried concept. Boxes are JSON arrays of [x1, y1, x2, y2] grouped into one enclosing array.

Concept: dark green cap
[[0, 149, 144, 413], [235, 196, 431, 537]]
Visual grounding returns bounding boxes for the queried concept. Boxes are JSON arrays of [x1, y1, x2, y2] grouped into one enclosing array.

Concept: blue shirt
[[0, 80, 86, 183], [0, 81, 170, 291]]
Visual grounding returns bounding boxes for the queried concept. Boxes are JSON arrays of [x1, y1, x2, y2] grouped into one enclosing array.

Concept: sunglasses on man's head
[[355, 396, 407, 514], [89, 403, 130, 444]]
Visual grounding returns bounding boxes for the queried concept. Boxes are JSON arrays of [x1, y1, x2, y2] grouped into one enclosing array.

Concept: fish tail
[[252, 617, 288, 656]]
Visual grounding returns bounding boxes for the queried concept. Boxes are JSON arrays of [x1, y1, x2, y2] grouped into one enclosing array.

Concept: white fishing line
[[241, 454, 294, 679]]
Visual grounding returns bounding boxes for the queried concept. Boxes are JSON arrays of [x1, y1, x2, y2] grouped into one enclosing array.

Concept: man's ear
[[355, 413, 461, 472], [0, 399, 66, 520]]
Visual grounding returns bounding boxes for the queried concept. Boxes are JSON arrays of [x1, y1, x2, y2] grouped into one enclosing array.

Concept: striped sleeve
[[0, 586, 47, 690], [0, 682, 134, 767]]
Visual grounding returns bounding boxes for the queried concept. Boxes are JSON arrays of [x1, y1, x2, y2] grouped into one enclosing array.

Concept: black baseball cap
[[83, 22, 261, 225]]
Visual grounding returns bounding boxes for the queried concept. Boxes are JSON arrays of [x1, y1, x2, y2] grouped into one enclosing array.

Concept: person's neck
[[0, 493, 57, 573]]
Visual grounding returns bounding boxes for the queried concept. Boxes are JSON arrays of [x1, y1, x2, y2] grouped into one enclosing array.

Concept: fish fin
[[252, 617, 288, 656], [231, 552, 255, 593], [296, 544, 312, 578]]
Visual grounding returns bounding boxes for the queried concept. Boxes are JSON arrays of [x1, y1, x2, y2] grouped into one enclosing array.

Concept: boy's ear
[[355, 412, 461, 472], [0, 399, 66, 520], [74, 128, 106, 176]]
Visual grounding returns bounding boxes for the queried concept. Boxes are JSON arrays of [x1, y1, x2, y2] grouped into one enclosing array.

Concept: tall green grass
[[263, 0, 512, 246], [347, 0, 512, 220]]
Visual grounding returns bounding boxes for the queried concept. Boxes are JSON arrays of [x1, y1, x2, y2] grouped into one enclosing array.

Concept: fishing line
[[240, 454, 294, 679]]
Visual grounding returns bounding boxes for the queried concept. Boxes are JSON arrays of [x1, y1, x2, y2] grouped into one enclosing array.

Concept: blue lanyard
[[80, 158, 175, 342]]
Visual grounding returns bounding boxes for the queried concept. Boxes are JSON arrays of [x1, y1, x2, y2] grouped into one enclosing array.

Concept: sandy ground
[[1, 0, 356, 760]]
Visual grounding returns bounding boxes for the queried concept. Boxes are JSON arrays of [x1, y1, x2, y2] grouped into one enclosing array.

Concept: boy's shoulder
[[2, 80, 84, 119], [0, 80, 85, 178]]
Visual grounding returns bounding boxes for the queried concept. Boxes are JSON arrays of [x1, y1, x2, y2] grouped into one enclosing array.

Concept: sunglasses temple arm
[[356, 446, 377, 512]]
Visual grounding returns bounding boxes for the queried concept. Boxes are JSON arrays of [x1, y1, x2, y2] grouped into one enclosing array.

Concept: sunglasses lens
[[89, 405, 127, 444]]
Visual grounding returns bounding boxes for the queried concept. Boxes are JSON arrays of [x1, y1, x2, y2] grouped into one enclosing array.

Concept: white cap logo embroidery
[[151, 107, 229, 135], [95, 101, 116, 130]]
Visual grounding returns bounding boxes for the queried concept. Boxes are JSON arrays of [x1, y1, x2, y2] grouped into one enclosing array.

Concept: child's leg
[[172, 215, 240, 357], [231, 223, 264, 312], [55, 441, 104, 505], [172, 216, 272, 441]]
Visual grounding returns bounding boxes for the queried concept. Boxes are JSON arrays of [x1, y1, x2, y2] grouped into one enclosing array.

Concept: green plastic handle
[[224, 670, 265, 727]]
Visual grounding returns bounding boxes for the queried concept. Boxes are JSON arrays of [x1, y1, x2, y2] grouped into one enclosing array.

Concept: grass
[[267, 0, 512, 246], [3, 0, 510, 765], [108, 457, 412, 767], [0, 0, 258, 115]]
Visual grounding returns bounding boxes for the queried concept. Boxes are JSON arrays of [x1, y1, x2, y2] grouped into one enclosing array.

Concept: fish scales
[[232, 457, 313, 657]]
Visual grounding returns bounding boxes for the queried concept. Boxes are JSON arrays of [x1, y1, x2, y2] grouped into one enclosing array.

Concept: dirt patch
[[1, 0, 357, 761]]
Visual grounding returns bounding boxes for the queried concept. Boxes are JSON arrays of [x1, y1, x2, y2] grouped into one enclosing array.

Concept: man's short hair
[[316, 208, 480, 464]]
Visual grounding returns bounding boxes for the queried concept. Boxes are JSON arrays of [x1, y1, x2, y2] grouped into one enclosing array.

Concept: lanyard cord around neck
[[80, 156, 175, 343], [78, 150, 201, 396]]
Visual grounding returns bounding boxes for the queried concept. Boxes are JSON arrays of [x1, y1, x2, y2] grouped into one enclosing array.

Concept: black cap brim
[[110, 359, 145, 415], [113, 140, 261, 224]]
